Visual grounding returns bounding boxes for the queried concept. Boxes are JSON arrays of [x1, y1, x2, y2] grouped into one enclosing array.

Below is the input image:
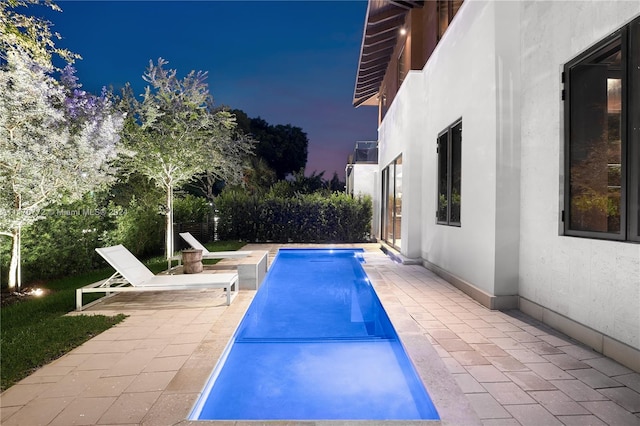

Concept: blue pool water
[[189, 248, 440, 421]]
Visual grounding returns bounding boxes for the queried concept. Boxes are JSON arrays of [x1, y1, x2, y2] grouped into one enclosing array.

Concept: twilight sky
[[36, 0, 379, 181]]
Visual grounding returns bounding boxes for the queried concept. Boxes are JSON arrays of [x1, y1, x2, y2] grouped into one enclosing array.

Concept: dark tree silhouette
[[231, 109, 308, 180]]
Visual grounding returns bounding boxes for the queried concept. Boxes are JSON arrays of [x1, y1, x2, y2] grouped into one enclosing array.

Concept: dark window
[[437, 120, 462, 226], [564, 16, 639, 241]]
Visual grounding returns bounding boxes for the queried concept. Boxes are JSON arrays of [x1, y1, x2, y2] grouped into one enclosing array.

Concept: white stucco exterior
[[375, 0, 640, 353], [347, 163, 379, 238], [518, 0, 640, 353]]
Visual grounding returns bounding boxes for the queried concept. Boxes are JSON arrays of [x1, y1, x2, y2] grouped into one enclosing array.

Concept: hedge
[[216, 191, 372, 243]]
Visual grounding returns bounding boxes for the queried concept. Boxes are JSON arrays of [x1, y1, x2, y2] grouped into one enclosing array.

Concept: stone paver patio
[[1, 243, 639, 425]]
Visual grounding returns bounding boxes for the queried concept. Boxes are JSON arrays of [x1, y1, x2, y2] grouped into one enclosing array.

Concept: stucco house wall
[[382, 1, 510, 298], [518, 0, 640, 354], [375, 0, 640, 364]]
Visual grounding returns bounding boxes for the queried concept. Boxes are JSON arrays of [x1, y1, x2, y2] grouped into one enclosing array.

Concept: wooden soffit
[[353, 0, 423, 107]]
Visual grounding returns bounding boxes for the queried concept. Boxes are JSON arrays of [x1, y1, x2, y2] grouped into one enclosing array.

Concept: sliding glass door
[[381, 155, 402, 249]]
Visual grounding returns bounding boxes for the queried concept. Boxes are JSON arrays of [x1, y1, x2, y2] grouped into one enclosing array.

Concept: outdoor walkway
[[1, 244, 639, 425]]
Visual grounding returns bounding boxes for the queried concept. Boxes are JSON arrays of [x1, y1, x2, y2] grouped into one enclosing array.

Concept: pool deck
[[1, 243, 639, 425]]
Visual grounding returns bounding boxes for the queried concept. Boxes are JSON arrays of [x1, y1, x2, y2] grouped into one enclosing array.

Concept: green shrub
[[19, 195, 116, 283], [216, 190, 372, 243], [103, 196, 164, 258], [173, 194, 212, 223]]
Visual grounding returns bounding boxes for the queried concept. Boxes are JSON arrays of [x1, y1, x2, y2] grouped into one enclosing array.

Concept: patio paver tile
[[157, 342, 200, 358], [451, 350, 491, 366], [97, 391, 161, 424], [76, 352, 127, 371], [538, 334, 572, 348], [525, 362, 574, 380], [505, 331, 540, 343], [505, 349, 547, 364], [142, 355, 189, 373], [549, 379, 609, 401], [446, 323, 477, 334], [467, 365, 511, 383], [471, 344, 509, 358], [613, 373, 640, 394], [485, 356, 528, 372], [466, 393, 512, 419], [580, 400, 640, 425], [528, 390, 590, 416], [492, 323, 524, 333], [0, 383, 54, 407], [39, 370, 103, 398], [453, 373, 486, 393], [542, 353, 590, 371], [441, 356, 467, 374], [482, 382, 536, 405], [140, 392, 199, 425], [48, 353, 93, 368], [0, 406, 20, 423], [1, 397, 71, 426], [457, 332, 492, 344], [597, 386, 640, 412], [428, 328, 459, 339], [558, 345, 603, 361], [49, 397, 116, 426], [505, 371, 557, 391], [584, 357, 634, 377], [477, 328, 509, 339], [435, 338, 474, 352], [522, 341, 565, 355], [504, 404, 563, 426], [125, 371, 177, 393], [480, 419, 521, 426], [83, 375, 137, 398], [569, 368, 623, 389], [555, 414, 607, 425]]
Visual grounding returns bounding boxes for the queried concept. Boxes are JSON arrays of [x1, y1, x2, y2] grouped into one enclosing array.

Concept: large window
[[437, 120, 462, 226], [564, 16, 639, 241]]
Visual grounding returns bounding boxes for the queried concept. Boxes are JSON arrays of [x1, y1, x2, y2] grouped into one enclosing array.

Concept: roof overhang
[[353, 0, 423, 107]]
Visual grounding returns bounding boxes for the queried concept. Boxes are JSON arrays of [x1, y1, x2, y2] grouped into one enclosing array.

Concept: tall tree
[[231, 109, 308, 180], [327, 172, 345, 192], [0, 50, 123, 289], [0, 0, 79, 66], [119, 59, 253, 260]]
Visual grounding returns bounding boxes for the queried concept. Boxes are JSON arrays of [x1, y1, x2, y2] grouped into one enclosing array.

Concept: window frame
[[563, 16, 639, 242], [437, 118, 462, 227]]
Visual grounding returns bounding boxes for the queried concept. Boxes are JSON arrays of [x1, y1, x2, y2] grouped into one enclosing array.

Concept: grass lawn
[[0, 240, 246, 391]]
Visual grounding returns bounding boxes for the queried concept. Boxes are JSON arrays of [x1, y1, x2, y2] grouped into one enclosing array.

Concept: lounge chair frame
[[169, 232, 253, 270], [76, 245, 238, 311]]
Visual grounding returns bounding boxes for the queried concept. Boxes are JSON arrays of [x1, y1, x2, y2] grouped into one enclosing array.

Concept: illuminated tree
[[0, 0, 78, 66], [0, 51, 123, 289], [119, 59, 253, 260]]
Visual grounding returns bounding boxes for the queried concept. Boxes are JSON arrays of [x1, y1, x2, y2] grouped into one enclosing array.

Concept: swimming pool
[[189, 248, 440, 421]]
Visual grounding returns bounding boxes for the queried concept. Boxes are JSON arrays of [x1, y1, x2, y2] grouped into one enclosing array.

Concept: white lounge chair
[[178, 232, 269, 290], [76, 245, 238, 311], [177, 232, 252, 261]]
